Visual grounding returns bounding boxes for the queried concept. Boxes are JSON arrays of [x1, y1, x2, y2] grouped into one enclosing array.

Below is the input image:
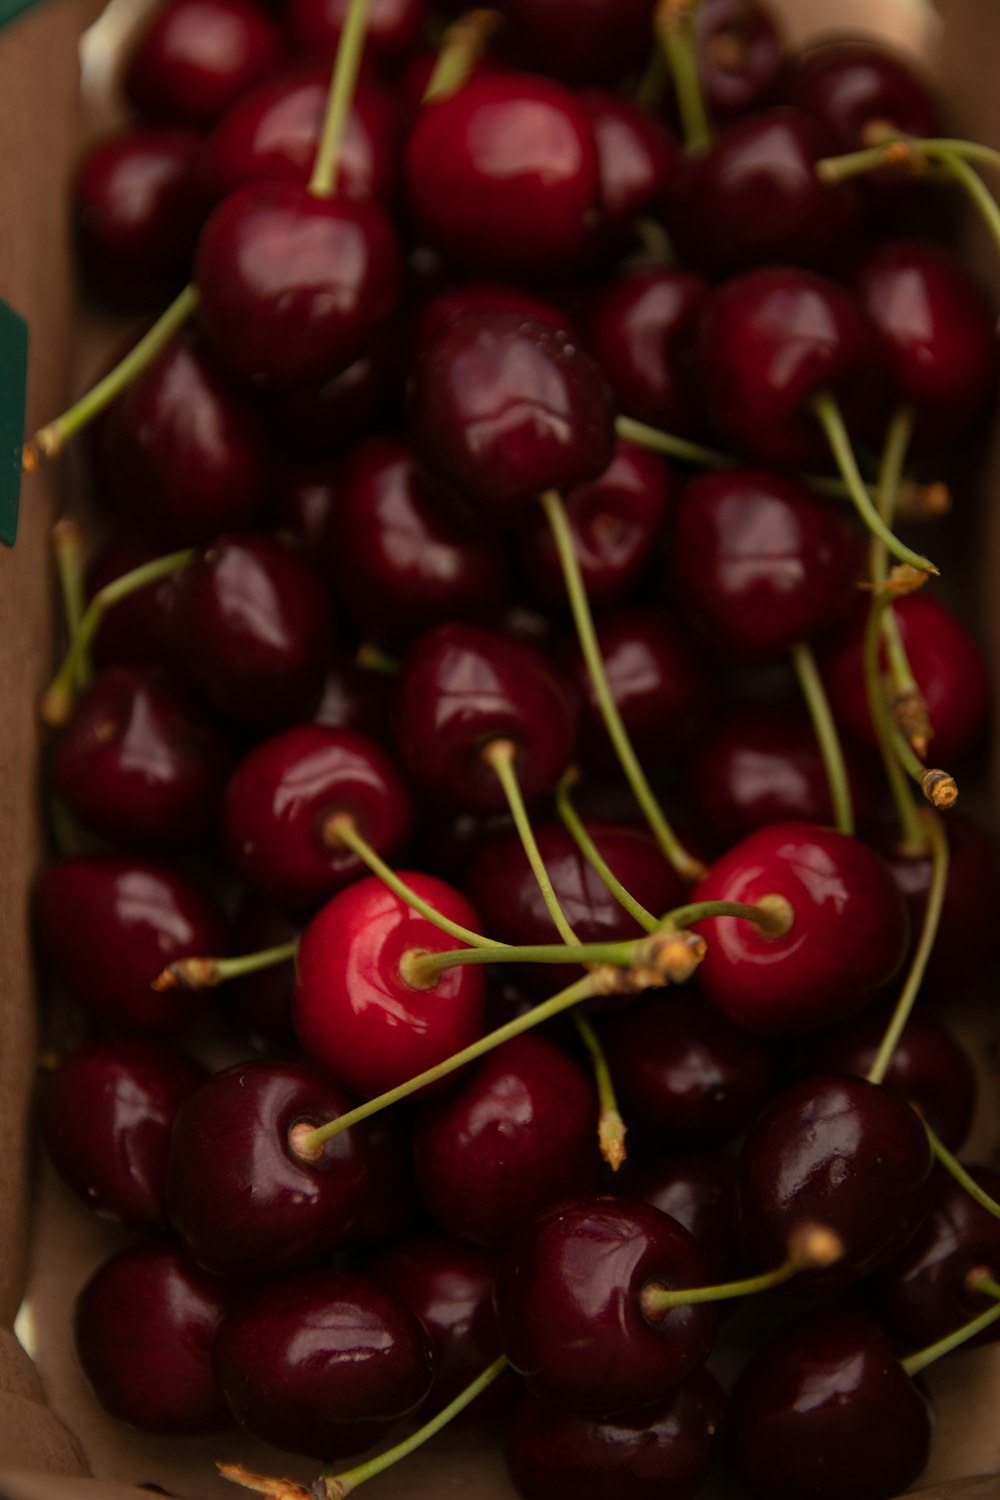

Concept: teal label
[[0, 299, 28, 547], [0, 0, 46, 27]]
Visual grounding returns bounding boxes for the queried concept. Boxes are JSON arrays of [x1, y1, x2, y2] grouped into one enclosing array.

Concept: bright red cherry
[[497, 0, 655, 85], [285, 0, 426, 64], [579, 90, 680, 258], [124, 0, 283, 127], [782, 37, 940, 154]]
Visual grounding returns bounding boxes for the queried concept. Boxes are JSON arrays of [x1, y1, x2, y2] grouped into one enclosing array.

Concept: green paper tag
[[0, 299, 28, 548], [0, 0, 45, 28]]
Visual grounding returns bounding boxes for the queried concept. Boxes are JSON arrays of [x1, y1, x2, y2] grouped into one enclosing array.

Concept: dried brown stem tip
[[921, 769, 958, 809], [885, 564, 929, 597], [21, 424, 62, 473], [788, 1222, 845, 1270], [632, 928, 707, 988], [217, 1463, 315, 1500], [657, 0, 695, 29], [599, 1111, 628, 1172], [151, 957, 221, 992], [891, 690, 932, 761]]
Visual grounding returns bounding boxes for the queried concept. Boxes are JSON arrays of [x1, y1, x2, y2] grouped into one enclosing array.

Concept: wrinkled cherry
[[124, 0, 283, 127]]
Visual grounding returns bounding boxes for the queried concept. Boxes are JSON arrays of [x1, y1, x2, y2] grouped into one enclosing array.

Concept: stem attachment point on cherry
[[640, 1221, 844, 1318]]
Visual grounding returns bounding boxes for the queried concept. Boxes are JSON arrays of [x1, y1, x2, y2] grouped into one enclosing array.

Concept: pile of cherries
[[28, 0, 1000, 1496]]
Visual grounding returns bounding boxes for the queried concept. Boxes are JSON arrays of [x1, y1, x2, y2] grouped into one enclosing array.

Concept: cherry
[[696, 0, 785, 121], [285, 0, 426, 64], [729, 1302, 930, 1499], [194, 185, 403, 388], [341, 1113, 419, 1249], [124, 0, 283, 127], [173, 533, 332, 728], [41, 1039, 205, 1232], [35, 856, 227, 1036], [624, 1151, 741, 1282], [582, 267, 710, 435], [665, 109, 861, 276], [75, 1244, 230, 1434], [740, 1074, 932, 1293], [519, 441, 674, 610], [274, 329, 401, 455], [781, 37, 940, 156], [407, 281, 576, 361], [222, 725, 413, 906], [85, 531, 179, 669], [672, 469, 862, 661], [495, 1194, 715, 1413], [602, 994, 778, 1149], [691, 822, 909, 1035], [405, 75, 600, 277], [50, 666, 231, 853], [293, 872, 485, 1097], [414, 1034, 599, 1249], [212, 1267, 433, 1458], [822, 593, 989, 767], [497, 0, 655, 85], [223, 890, 301, 1045], [312, 652, 392, 741], [697, 266, 884, 468], [392, 624, 578, 812], [579, 91, 680, 258], [166, 1060, 369, 1279], [505, 1369, 727, 1500], [408, 309, 615, 522], [272, 460, 337, 554]]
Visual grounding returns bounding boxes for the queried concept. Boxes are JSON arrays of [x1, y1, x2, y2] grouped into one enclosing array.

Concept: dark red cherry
[[392, 624, 578, 812], [407, 282, 575, 366], [692, 822, 909, 1035], [822, 593, 989, 767], [414, 1034, 599, 1249], [272, 459, 337, 554], [223, 890, 301, 1045], [602, 994, 778, 1149], [782, 38, 940, 154], [666, 109, 860, 276], [74, 127, 204, 300], [341, 1113, 419, 1249], [166, 1060, 369, 1279], [124, 0, 283, 126], [696, 0, 785, 120], [50, 666, 231, 853], [519, 441, 674, 610], [729, 1302, 930, 1500], [194, 185, 403, 387], [34, 856, 226, 1036], [689, 705, 878, 844], [75, 1244, 231, 1435], [274, 329, 402, 455], [408, 309, 615, 522], [698, 266, 884, 468], [740, 1074, 932, 1292], [672, 469, 862, 661], [173, 534, 332, 728], [624, 1151, 741, 1282], [293, 873, 485, 1098], [312, 652, 392, 741], [86, 531, 180, 669], [579, 91, 680, 257], [406, 75, 600, 276], [495, 1195, 715, 1413], [497, 0, 655, 84], [583, 267, 710, 435], [223, 725, 412, 905], [285, 0, 426, 63], [506, 1369, 727, 1500], [41, 1039, 205, 1232]]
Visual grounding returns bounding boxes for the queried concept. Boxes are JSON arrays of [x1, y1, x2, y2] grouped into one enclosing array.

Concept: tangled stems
[[790, 639, 854, 837], [482, 739, 581, 946], [555, 770, 660, 933]]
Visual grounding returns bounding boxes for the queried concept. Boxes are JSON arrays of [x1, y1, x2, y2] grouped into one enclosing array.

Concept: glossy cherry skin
[[104, 331, 272, 546], [392, 624, 578, 812], [506, 1369, 727, 1500], [729, 1302, 930, 1500], [407, 281, 575, 363], [666, 109, 860, 276], [222, 725, 413, 906], [294, 873, 486, 1098], [173, 534, 332, 728], [602, 994, 778, 1149], [35, 856, 226, 1036], [194, 185, 403, 388], [124, 0, 283, 127], [495, 1195, 715, 1413], [75, 1244, 230, 1434], [497, 0, 655, 84], [692, 822, 909, 1035], [286, 0, 426, 63], [740, 1074, 932, 1293], [781, 38, 940, 154], [624, 1151, 741, 1282], [405, 75, 600, 276], [213, 1267, 433, 1458], [696, 0, 785, 120], [312, 652, 392, 741], [583, 267, 709, 436], [822, 593, 989, 767], [672, 470, 862, 661], [51, 666, 231, 853], [873, 1166, 1000, 1349], [698, 267, 884, 468], [86, 531, 180, 670], [520, 441, 674, 610], [414, 1035, 599, 1249], [408, 309, 615, 522], [579, 91, 680, 258], [166, 1060, 369, 1279], [41, 1039, 205, 1232], [689, 705, 877, 845], [223, 890, 301, 1045]]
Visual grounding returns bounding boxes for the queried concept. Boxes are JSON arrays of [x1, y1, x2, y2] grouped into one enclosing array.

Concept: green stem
[[635, 45, 668, 111], [422, 8, 500, 103], [790, 639, 854, 836], [354, 642, 399, 676], [402, 934, 640, 984], [308, 0, 372, 195], [539, 489, 704, 882], [153, 941, 299, 993], [819, 134, 1000, 180], [51, 520, 90, 687], [555, 772, 659, 933], [573, 1013, 628, 1171], [926, 1128, 1000, 1225], [656, 0, 711, 153], [937, 153, 1000, 267], [862, 591, 926, 851], [663, 895, 793, 937], [641, 1253, 805, 1314], [902, 1297, 1000, 1377], [483, 738, 578, 947], [866, 811, 948, 1086], [872, 405, 930, 757]]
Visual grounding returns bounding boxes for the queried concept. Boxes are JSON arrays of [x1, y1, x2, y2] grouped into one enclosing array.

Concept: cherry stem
[[925, 1126, 1000, 1226], [655, 0, 711, 154], [635, 45, 668, 112], [483, 737, 580, 947], [151, 941, 299, 993], [867, 809, 948, 1086], [572, 1012, 628, 1171], [325, 815, 504, 950], [555, 770, 659, 933], [308, 0, 372, 196], [938, 153, 1000, 266], [901, 1291, 1000, 1378], [790, 639, 854, 836], [539, 489, 705, 882], [400, 934, 641, 986], [51, 520, 91, 688], [640, 1223, 844, 1315], [862, 588, 927, 852], [354, 641, 399, 676], [663, 893, 793, 938], [41, 547, 195, 727], [873, 405, 931, 761], [422, 8, 502, 103]]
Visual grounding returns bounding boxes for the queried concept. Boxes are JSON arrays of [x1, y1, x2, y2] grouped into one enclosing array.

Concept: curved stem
[[862, 591, 927, 851], [902, 1297, 1000, 1378], [51, 520, 90, 688], [663, 895, 793, 937], [573, 1013, 627, 1171], [873, 405, 931, 759], [555, 772, 659, 933], [871, 404, 915, 587], [926, 1127, 1000, 1225], [422, 8, 501, 103], [482, 739, 579, 946], [152, 942, 299, 993], [354, 642, 399, 676], [308, 0, 372, 195], [641, 1254, 804, 1314], [614, 414, 734, 471], [938, 153, 1000, 265], [790, 639, 854, 836], [539, 489, 704, 882], [655, 0, 711, 153]]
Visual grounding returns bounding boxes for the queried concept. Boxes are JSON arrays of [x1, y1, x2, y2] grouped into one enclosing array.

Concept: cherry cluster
[[27, 0, 1000, 1497]]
